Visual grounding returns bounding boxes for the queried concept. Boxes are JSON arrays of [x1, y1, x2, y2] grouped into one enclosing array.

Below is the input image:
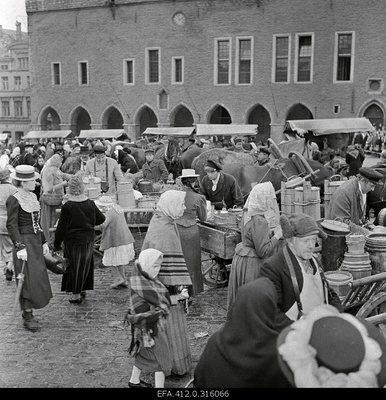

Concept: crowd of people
[[1, 132, 386, 389]]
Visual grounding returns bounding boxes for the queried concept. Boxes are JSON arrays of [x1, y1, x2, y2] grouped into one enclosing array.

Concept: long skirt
[[13, 233, 53, 310], [164, 302, 192, 375], [61, 240, 94, 295], [177, 224, 204, 296]]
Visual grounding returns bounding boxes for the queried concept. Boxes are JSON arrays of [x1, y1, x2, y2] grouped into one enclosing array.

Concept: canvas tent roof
[[196, 124, 258, 136], [78, 129, 128, 139], [23, 130, 73, 140], [142, 127, 195, 137], [286, 118, 375, 136]]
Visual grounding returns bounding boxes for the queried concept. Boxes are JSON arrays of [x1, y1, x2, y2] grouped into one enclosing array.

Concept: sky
[[0, 0, 28, 32]]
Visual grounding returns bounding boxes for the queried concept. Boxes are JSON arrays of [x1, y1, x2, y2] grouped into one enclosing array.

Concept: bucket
[[280, 182, 295, 215], [345, 234, 366, 254], [117, 180, 136, 208], [138, 180, 153, 194], [325, 270, 353, 300], [214, 210, 229, 225], [137, 196, 157, 209], [228, 207, 243, 228], [365, 232, 386, 274]]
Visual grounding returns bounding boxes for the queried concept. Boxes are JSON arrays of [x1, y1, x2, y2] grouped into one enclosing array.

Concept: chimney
[[15, 21, 22, 41]]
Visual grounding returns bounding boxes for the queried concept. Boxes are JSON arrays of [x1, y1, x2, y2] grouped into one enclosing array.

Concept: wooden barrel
[[117, 180, 136, 208], [365, 232, 386, 275]]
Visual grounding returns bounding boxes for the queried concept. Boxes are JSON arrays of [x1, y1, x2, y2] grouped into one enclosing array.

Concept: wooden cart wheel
[[356, 291, 386, 319], [202, 256, 229, 288]]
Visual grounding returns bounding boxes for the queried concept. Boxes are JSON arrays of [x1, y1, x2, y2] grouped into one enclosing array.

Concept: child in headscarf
[[125, 249, 172, 388]]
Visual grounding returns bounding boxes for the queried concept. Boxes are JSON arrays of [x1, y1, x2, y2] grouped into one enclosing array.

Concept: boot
[[22, 310, 40, 332]]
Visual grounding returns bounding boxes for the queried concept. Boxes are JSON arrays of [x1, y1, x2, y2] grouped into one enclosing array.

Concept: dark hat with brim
[[24, 142, 34, 148], [359, 167, 383, 184], [144, 148, 155, 154], [277, 308, 386, 388], [93, 144, 106, 154], [206, 159, 222, 170]]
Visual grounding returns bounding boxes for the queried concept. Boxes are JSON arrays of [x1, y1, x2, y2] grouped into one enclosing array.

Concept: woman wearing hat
[[175, 169, 207, 296], [6, 165, 53, 332], [260, 212, 343, 332], [54, 175, 105, 304]]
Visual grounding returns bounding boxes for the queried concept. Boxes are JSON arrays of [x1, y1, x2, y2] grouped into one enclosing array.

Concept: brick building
[[0, 22, 30, 144], [25, 0, 386, 142]]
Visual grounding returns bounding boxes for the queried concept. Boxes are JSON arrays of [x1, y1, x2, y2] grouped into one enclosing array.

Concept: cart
[[198, 220, 241, 288]]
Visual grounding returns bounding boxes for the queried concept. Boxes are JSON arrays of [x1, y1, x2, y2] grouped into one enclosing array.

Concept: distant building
[[25, 0, 386, 142], [0, 22, 30, 145]]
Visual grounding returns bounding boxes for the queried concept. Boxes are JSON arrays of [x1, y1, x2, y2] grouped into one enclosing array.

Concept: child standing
[[94, 196, 135, 288]]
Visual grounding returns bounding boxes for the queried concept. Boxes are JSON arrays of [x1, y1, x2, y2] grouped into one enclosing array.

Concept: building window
[[27, 76, 30, 89], [0, 65, 8, 70], [18, 57, 29, 69], [2, 101, 10, 117], [146, 48, 160, 84], [1, 77, 8, 90], [123, 59, 135, 85], [273, 35, 290, 83], [14, 76, 21, 90], [172, 57, 184, 84], [14, 100, 23, 117], [333, 104, 341, 114], [26, 98, 31, 116], [334, 32, 354, 82], [52, 62, 61, 86], [236, 37, 253, 85], [295, 33, 313, 83], [215, 38, 231, 85], [78, 61, 89, 86]]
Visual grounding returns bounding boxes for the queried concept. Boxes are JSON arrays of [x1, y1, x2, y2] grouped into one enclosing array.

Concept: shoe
[[5, 269, 13, 281], [128, 380, 152, 388], [22, 311, 40, 332], [69, 298, 82, 304]]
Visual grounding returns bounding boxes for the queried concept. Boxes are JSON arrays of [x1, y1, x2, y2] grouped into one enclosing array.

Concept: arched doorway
[[364, 103, 385, 130], [102, 106, 124, 129], [71, 107, 91, 136], [209, 105, 232, 124], [286, 103, 313, 120], [173, 106, 194, 127], [139, 106, 158, 135], [248, 105, 271, 145], [39, 107, 61, 130]]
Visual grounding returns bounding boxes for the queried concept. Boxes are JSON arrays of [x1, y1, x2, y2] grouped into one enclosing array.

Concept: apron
[[285, 255, 326, 321]]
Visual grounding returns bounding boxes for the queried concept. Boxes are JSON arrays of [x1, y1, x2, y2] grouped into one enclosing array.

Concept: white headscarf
[[156, 190, 186, 220], [244, 182, 280, 229], [137, 248, 163, 275]]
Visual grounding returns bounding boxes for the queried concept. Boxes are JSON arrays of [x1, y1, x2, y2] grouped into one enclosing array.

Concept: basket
[[41, 192, 63, 206]]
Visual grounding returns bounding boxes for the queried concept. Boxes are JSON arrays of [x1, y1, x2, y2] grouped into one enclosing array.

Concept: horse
[[181, 145, 204, 169]]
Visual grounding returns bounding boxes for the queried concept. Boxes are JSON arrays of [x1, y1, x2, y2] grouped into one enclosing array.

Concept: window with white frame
[[2, 101, 10, 117], [334, 32, 354, 82], [14, 100, 23, 117], [123, 59, 135, 85], [52, 62, 61, 86], [1, 77, 8, 90], [272, 34, 290, 83], [14, 76, 21, 90], [18, 57, 29, 69], [236, 37, 253, 85], [295, 33, 313, 83], [78, 61, 89, 86], [146, 48, 160, 84], [215, 38, 231, 85], [172, 57, 184, 84]]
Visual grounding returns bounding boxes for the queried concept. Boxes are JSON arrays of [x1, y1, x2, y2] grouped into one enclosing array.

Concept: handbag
[[44, 251, 70, 274], [41, 192, 63, 206]]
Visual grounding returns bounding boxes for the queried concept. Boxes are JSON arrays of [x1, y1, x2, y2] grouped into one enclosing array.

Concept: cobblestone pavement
[[0, 256, 228, 389]]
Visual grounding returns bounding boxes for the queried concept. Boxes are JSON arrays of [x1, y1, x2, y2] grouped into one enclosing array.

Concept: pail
[[325, 270, 353, 300], [228, 208, 243, 228], [214, 211, 229, 225], [138, 180, 153, 193], [280, 182, 295, 215], [117, 180, 136, 208], [365, 232, 386, 274], [346, 234, 366, 254]]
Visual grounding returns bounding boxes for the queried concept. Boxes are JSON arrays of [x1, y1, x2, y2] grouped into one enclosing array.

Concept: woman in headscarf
[[194, 277, 292, 388], [227, 182, 283, 311], [141, 190, 192, 376], [53, 175, 105, 303], [40, 153, 72, 246]]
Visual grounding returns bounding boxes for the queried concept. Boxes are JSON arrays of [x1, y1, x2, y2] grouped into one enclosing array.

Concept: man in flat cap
[[255, 146, 272, 166], [200, 158, 244, 210], [325, 166, 383, 234], [84, 144, 124, 195], [141, 148, 169, 183]]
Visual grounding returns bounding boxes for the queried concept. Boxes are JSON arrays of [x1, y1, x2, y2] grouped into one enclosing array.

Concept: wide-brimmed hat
[[359, 167, 383, 185], [94, 195, 116, 207], [280, 213, 327, 239], [0, 168, 10, 181], [180, 169, 200, 178], [10, 165, 39, 181], [277, 305, 386, 388]]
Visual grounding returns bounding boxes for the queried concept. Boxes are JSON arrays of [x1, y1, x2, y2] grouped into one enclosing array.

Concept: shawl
[[194, 277, 291, 388], [125, 258, 171, 355], [142, 190, 192, 286], [244, 182, 279, 229]]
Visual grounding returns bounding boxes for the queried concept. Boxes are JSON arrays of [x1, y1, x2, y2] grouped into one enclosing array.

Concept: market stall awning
[[23, 130, 73, 140], [286, 118, 375, 136], [78, 129, 128, 139], [196, 124, 258, 136], [142, 127, 195, 137]]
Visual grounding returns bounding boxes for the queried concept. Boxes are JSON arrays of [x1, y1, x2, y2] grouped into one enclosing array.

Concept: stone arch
[[246, 104, 272, 144], [38, 106, 61, 130], [206, 104, 232, 124], [359, 100, 386, 130], [101, 105, 124, 129], [69, 106, 92, 136], [169, 104, 195, 127], [285, 103, 314, 121], [134, 104, 158, 135]]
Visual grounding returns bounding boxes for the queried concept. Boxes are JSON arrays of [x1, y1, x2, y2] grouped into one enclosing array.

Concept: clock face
[[173, 12, 186, 26]]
